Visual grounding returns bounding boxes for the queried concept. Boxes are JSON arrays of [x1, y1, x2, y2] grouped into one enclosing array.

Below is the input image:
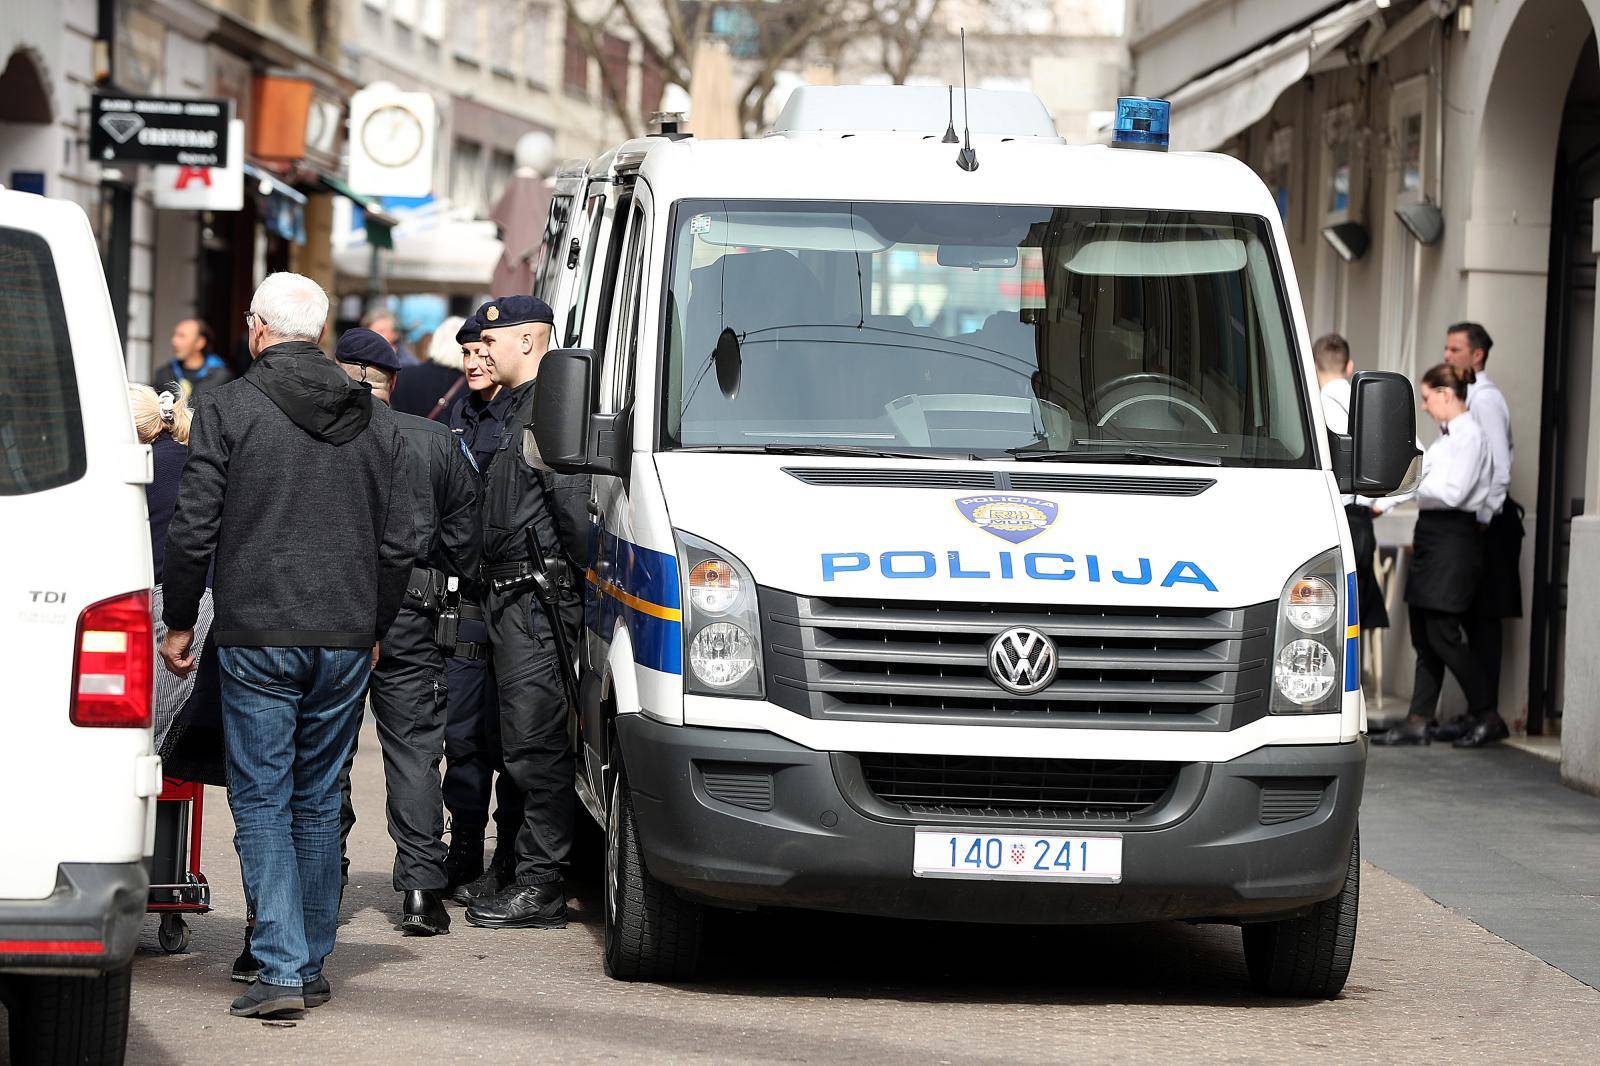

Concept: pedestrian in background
[[1440, 322, 1523, 744], [1373, 364, 1498, 747], [333, 327, 480, 936], [129, 384, 214, 757], [1314, 333, 1389, 634], [155, 317, 232, 400], [362, 306, 420, 367], [464, 296, 590, 931], [159, 272, 414, 1018], [391, 314, 468, 420], [443, 311, 526, 903]]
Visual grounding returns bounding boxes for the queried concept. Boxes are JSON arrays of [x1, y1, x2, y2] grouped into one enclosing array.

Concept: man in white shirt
[[1315, 334, 1388, 633], [1442, 322, 1524, 735]]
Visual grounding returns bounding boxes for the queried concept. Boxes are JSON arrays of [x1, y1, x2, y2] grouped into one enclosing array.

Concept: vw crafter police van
[[528, 88, 1419, 997]]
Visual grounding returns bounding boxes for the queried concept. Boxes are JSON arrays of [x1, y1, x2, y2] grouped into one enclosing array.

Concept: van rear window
[[0, 226, 86, 496]]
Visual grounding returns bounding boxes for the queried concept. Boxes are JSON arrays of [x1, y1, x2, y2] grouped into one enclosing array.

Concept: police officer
[[334, 328, 481, 934], [442, 312, 526, 903], [463, 296, 589, 930]]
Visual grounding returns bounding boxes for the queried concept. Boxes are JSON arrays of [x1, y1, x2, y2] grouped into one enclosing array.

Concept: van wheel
[[603, 769, 703, 981], [7, 964, 132, 1065], [1242, 830, 1360, 998]]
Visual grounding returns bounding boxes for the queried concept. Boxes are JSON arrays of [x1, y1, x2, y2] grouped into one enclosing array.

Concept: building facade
[[1129, 0, 1600, 791], [1, 0, 362, 382]]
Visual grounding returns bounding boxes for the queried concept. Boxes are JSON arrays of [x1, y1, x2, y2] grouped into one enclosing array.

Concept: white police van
[[529, 88, 1418, 997], [0, 188, 158, 1062]]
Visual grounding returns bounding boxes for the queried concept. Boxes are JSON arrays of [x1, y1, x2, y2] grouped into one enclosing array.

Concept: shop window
[[564, 19, 589, 97], [1265, 126, 1294, 227], [1324, 106, 1353, 218], [453, 0, 483, 61], [525, 5, 550, 86]]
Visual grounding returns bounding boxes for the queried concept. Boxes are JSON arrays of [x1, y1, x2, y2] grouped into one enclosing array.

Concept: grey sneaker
[[302, 975, 331, 1008], [229, 980, 304, 1017]]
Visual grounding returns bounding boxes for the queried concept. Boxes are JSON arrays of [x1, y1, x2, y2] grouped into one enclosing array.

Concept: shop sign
[[154, 120, 245, 211], [91, 93, 233, 167]]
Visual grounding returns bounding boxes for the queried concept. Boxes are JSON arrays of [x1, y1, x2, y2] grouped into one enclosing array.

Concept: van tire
[[603, 769, 702, 982], [1242, 830, 1360, 999], [7, 964, 132, 1065]]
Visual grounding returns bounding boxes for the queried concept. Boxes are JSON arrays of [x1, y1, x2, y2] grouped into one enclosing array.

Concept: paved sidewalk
[[9, 724, 1600, 1063], [1362, 743, 1600, 989]]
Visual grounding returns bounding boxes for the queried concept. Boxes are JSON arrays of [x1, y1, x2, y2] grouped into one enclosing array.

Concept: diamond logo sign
[[954, 494, 1058, 544], [97, 112, 145, 144]]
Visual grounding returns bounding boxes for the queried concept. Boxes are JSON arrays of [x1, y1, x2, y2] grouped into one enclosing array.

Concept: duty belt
[[482, 560, 536, 581], [452, 641, 490, 661]]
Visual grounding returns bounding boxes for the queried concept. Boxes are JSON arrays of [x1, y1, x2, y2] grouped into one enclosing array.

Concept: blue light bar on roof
[[1112, 97, 1170, 152]]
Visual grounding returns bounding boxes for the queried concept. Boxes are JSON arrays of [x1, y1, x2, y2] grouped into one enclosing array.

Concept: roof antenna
[[942, 86, 959, 144], [956, 29, 978, 172]]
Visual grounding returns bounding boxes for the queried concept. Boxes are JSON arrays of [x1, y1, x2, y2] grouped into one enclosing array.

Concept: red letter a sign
[[174, 167, 213, 190]]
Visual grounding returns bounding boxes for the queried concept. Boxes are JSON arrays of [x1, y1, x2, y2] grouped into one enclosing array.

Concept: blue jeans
[[219, 646, 370, 987]]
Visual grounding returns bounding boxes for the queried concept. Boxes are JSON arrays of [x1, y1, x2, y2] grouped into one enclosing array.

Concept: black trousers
[[442, 648, 525, 861], [338, 605, 450, 891], [1407, 605, 1495, 721], [485, 584, 574, 887]]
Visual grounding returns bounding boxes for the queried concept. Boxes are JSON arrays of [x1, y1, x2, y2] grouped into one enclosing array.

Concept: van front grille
[[761, 591, 1275, 730], [857, 752, 1181, 821]]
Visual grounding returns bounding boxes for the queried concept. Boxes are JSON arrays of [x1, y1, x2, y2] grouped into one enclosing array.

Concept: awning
[[242, 162, 306, 204], [333, 206, 502, 297], [317, 173, 397, 250], [1166, 0, 1387, 152]]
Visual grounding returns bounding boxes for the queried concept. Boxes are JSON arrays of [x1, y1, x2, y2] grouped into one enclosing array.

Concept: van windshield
[[659, 200, 1312, 467]]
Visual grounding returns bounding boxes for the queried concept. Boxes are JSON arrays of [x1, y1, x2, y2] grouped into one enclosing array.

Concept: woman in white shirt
[[1373, 364, 1500, 746]]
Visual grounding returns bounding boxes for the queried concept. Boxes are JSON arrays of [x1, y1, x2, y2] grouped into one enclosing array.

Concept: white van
[[528, 88, 1417, 997], [0, 189, 158, 1062]]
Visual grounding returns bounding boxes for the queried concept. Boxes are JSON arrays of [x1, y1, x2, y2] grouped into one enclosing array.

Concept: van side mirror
[[1334, 370, 1420, 496], [531, 348, 629, 477]]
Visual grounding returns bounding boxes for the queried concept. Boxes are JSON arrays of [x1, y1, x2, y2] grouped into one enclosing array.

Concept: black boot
[[399, 889, 451, 936], [445, 829, 485, 895], [1454, 713, 1510, 748], [453, 855, 512, 906], [231, 914, 260, 983], [464, 882, 567, 929]]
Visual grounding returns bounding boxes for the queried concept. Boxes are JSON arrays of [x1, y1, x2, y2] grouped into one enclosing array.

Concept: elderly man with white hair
[[159, 272, 415, 1018]]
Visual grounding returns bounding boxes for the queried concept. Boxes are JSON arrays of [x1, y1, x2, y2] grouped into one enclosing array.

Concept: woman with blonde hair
[[128, 384, 217, 760]]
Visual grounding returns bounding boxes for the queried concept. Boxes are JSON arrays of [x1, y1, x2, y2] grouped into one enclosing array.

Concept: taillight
[[70, 590, 153, 728]]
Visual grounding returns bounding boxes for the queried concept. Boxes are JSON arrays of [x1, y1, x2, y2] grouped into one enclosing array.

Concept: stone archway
[[1463, 0, 1599, 744], [0, 47, 53, 125]]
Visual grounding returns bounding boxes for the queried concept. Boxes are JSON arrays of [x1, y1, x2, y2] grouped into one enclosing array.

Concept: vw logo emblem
[[987, 627, 1057, 696]]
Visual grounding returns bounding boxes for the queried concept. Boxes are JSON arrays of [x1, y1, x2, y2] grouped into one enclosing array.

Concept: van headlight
[[1270, 547, 1345, 713], [677, 531, 764, 697]]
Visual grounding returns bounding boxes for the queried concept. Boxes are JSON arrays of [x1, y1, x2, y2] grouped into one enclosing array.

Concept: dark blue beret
[[481, 295, 554, 329], [335, 327, 403, 372], [455, 315, 482, 345]]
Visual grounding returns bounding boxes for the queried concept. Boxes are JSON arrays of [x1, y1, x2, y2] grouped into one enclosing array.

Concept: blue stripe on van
[[584, 525, 683, 675], [1345, 571, 1359, 691]]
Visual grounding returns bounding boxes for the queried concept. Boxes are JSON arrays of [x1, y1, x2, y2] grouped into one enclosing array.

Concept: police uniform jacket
[[448, 386, 515, 477], [481, 380, 590, 616], [383, 404, 481, 580]]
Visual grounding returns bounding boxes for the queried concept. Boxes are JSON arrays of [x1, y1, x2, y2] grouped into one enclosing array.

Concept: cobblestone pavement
[[17, 723, 1600, 1064]]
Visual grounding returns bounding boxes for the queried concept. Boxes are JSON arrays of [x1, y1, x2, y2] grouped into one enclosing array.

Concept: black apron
[[1345, 504, 1390, 631], [1405, 510, 1484, 614], [1470, 497, 1525, 619]]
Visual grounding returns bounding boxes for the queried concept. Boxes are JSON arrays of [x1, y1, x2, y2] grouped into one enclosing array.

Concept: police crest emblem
[[955, 495, 1058, 544]]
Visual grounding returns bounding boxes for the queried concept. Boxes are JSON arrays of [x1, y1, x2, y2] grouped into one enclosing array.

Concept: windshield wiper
[[676, 444, 957, 461], [1005, 446, 1222, 467]]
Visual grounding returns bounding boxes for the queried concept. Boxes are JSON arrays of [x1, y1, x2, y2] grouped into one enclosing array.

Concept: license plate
[[913, 829, 1123, 883]]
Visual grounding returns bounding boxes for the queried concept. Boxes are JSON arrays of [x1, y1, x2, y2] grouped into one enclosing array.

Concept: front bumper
[[0, 864, 148, 975], [618, 715, 1364, 924]]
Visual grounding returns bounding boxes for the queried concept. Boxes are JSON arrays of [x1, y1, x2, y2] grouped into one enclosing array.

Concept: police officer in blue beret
[[441, 312, 527, 901], [333, 327, 481, 935], [462, 296, 590, 930]]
